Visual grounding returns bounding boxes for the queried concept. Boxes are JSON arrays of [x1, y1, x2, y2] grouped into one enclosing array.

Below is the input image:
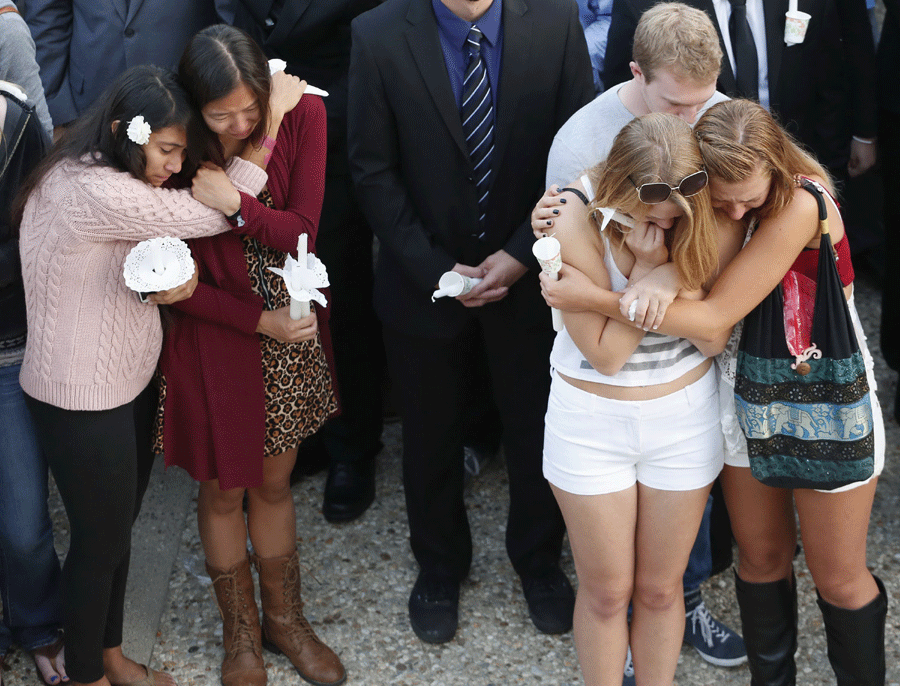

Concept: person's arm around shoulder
[[68, 159, 267, 242]]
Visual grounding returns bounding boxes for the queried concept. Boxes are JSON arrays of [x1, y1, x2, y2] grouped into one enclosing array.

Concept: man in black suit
[[348, 0, 593, 644], [602, 0, 876, 193], [218, 0, 388, 522]]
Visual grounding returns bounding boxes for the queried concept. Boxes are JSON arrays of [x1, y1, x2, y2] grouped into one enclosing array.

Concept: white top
[[549, 175, 708, 387], [711, 0, 771, 109]]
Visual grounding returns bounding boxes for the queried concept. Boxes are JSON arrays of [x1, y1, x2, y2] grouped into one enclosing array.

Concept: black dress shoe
[[408, 571, 460, 644], [521, 567, 575, 634], [322, 459, 375, 523]]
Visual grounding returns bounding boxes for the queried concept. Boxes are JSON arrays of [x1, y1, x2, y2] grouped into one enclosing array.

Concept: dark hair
[[13, 65, 199, 226], [179, 24, 271, 168]]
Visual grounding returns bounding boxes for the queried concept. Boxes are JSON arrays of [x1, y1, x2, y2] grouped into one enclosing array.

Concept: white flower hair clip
[[126, 115, 152, 145]]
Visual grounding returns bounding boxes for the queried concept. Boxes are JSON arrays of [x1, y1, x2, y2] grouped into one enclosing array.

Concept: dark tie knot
[[729, 0, 748, 6], [466, 25, 484, 55]]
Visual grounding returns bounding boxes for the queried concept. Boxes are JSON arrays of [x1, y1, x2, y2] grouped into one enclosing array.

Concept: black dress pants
[[384, 305, 564, 582]]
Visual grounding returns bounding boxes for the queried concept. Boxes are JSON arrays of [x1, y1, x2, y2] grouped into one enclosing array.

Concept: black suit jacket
[[348, 0, 593, 338], [218, 0, 382, 175], [603, 0, 875, 172]]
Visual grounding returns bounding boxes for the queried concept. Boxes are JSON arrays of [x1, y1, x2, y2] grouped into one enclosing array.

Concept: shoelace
[[281, 564, 319, 645], [689, 602, 731, 648], [221, 579, 260, 659], [623, 647, 634, 677]]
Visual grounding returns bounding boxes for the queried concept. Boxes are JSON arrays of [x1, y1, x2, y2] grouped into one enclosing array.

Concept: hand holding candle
[[431, 271, 483, 301], [268, 234, 330, 319], [532, 236, 564, 331]]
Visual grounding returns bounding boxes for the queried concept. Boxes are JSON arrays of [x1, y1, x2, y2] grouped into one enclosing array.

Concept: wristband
[[225, 207, 245, 227]]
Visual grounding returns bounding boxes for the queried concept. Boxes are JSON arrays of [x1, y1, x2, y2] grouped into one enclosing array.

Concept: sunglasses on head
[[630, 169, 709, 204]]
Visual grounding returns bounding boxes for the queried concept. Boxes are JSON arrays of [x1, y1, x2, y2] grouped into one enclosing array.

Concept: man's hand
[[457, 250, 527, 307], [848, 137, 876, 177]]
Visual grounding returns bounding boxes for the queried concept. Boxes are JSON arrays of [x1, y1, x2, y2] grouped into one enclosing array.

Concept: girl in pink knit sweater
[[16, 66, 268, 686]]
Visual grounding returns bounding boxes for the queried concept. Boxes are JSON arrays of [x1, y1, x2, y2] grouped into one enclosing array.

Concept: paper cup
[[533, 236, 562, 274], [784, 11, 811, 45], [431, 271, 482, 300]]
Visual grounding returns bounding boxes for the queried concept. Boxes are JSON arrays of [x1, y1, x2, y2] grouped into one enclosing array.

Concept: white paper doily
[[123, 237, 194, 293]]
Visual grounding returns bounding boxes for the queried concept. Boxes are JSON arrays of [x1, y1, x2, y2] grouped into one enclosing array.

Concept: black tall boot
[[734, 571, 797, 686], [816, 574, 888, 686]]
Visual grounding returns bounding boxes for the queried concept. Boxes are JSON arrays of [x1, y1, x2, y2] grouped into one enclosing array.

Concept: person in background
[[0, 79, 65, 686], [0, 1, 52, 134], [577, 0, 614, 94], [16, 65, 268, 686], [878, 0, 900, 424], [1, 6, 61, 683], [157, 25, 345, 686], [25, 0, 219, 135]]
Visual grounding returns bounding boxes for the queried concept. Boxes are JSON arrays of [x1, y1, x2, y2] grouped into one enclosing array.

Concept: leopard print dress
[[153, 188, 336, 458]]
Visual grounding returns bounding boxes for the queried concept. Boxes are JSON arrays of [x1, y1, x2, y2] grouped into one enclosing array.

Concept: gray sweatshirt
[[0, 0, 53, 135]]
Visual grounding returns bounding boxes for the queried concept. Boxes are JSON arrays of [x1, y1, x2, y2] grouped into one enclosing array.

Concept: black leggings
[[25, 387, 155, 683]]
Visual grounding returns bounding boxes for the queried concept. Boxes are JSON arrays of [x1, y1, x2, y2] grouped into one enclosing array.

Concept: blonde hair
[[694, 99, 832, 220], [633, 2, 722, 85], [587, 113, 719, 291]]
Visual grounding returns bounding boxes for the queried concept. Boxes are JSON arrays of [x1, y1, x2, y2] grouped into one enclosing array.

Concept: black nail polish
[[559, 198, 567, 204], [546, 220, 552, 226], [553, 209, 559, 215]]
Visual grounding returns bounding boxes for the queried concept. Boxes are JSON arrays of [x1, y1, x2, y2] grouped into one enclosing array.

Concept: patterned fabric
[[461, 24, 494, 236], [734, 181, 874, 489], [243, 189, 336, 457]]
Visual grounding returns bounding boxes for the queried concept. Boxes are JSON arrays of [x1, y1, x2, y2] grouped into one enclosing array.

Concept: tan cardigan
[[19, 156, 267, 410]]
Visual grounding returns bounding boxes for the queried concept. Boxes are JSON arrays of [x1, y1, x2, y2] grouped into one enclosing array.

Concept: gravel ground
[[2, 275, 898, 686]]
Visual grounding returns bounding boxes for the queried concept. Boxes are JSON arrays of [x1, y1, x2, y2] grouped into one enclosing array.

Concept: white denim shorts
[[723, 295, 885, 492], [543, 365, 724, 495]]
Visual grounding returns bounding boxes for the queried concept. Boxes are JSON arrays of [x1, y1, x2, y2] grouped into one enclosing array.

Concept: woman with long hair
[[156, 25, 344, 686], [16, 65, 269, 686], [541, 112, 735, 685], [537, 99, 887, 685]]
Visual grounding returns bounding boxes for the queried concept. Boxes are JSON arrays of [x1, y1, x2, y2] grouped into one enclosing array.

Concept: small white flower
[[126, 115, 152, 145]]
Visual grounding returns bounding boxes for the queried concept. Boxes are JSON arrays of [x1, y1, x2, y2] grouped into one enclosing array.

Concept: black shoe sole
[[322, 490, 375, 523]]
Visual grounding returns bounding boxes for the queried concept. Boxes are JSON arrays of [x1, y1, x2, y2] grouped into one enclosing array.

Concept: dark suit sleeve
[[24, 0, 78, 125], [347, 19, 456, 291], [502, 0, 594, 267], [602, 0, 639, 90], [835, 0, 877, 138]]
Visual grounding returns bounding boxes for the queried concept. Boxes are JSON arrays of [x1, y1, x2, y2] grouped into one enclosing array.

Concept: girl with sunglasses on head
[[538, 99, 887, 686], [14, 64, 269, 686], [540, 112, 741, 686]]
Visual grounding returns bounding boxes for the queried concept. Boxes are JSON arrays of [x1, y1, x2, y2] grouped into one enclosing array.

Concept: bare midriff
[[558, 357, 713, 401]]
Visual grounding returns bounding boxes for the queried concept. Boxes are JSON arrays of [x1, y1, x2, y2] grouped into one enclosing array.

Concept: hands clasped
[[453, 250, 528, 307]]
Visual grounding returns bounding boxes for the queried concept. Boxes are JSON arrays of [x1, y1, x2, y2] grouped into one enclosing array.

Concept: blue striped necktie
[[461, 25, 494, 237]]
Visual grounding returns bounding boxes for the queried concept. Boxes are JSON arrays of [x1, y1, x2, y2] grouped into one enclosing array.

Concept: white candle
[[532, 236, 564, 332], [290, 235, 310, 320]]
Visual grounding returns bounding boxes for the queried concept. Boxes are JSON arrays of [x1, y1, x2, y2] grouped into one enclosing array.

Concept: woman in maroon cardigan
[[156, 25, 345, 686]]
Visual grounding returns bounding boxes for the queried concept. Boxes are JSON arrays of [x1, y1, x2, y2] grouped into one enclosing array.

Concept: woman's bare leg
[[630, 483, 711, 686], [551, 484, 636, 686], [197, 480, 248, 571], [247, 448, 298, 558]]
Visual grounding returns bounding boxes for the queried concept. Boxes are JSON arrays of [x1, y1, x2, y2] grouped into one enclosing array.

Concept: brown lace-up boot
[[251, 551, 346, 686], [207, 557, 267, 686]]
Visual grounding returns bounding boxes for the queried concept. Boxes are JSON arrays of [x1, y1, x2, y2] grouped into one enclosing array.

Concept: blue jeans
[[0, 363, 62, 654], [683, 495, 714, 593]]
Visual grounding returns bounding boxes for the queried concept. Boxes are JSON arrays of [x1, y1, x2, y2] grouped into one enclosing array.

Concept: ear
[[111, 120, 120, 135], [629, 61, 644, 82]]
